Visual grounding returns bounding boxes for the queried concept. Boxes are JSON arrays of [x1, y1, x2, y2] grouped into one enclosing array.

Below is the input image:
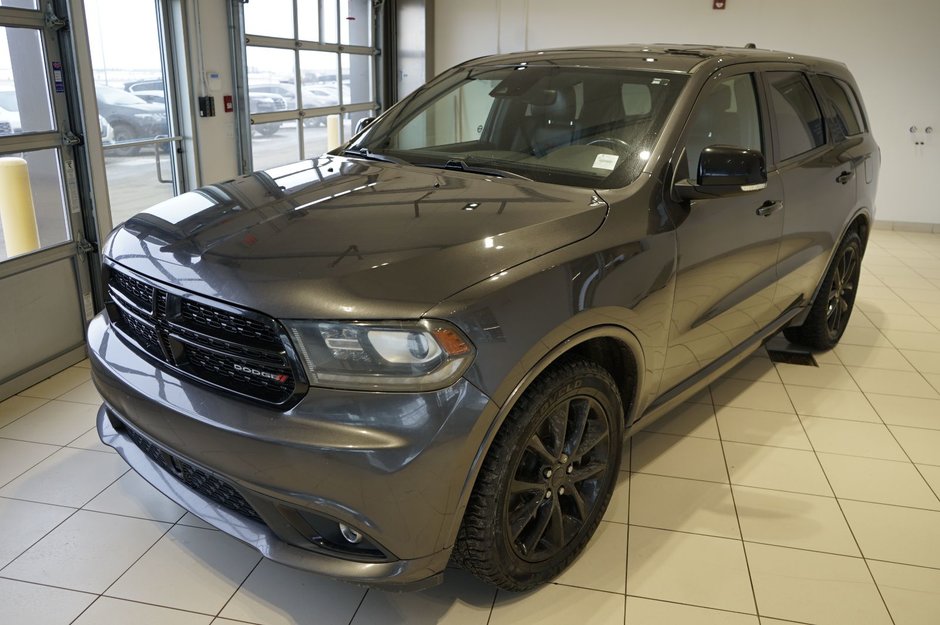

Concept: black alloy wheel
[[454, 360, 623, 591], [784, 230, 863, 350]]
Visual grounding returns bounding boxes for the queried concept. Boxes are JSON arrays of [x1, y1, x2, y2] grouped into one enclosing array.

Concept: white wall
[[433, 0, 940, 225]]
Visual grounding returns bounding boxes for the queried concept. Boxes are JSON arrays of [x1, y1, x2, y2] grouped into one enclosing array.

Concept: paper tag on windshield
[[592, 153, 619, 170]]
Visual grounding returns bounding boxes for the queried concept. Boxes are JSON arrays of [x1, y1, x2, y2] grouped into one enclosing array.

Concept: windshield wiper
[[415, 159, 531, 180], [342, 147, 407, 165]]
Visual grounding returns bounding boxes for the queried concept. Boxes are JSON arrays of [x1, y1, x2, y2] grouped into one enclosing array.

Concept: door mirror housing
[[675, 145, 768, 200]]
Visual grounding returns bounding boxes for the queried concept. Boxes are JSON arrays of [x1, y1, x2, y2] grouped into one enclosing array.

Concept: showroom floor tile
[[2, 231, 940, 624]]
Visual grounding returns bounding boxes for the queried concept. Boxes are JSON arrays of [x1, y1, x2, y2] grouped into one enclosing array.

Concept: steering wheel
[[587, 138, 633, 156]]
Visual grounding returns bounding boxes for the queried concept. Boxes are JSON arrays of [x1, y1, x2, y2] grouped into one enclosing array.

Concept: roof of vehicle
[[459, 44, 847, 75]]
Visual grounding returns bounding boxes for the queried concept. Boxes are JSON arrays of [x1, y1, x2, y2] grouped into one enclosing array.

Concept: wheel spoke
[[521, 499, 553, 555], [547, 404, 568, 458], [526, 433, 556, 464], [568, 484, 588, 521], [569, 461, 606, 483], [511, 478, 546, 495], [844, 250, 858, 281], [574, 424, 609, 460], [547, 498, 565, 549], [566, 398, 590, 457], [509, 495, 543, 540]]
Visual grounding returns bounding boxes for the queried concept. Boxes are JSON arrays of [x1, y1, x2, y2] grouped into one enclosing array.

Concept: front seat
[[526, 86, 578, 156]]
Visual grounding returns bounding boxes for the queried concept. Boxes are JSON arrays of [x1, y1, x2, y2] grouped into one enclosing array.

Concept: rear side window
[[816, 75, 865, 140], [767, 71, 825, 160]]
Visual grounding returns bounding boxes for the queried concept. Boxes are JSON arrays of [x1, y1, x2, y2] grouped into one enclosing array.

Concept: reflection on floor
[[2, 229, 940, 624]]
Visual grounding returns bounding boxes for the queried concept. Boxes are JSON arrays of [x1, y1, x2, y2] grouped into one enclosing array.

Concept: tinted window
[[817, 75, 865, 141], [684, 74, 762, 176], [767, 72, 825, 160]]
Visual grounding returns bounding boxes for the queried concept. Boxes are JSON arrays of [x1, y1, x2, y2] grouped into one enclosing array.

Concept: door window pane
[[0, 0, 38, 8], [252, 119, 299, 170], [0, 148, 69, 260], [303, 115, 330, 157], [297, 0, 320, 42], [685, 74, 762, 175], [0, 26, 56, 135], [321, 0, 339, 44], [340, 0, 371, 46], [767, 71, 825, 161], [817, 75, 864, 141], [301, 50, 339, 105], [244, 0, 294, 39], [343, 53, 371, 104]]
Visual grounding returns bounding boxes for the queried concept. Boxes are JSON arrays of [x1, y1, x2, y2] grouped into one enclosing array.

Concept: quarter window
[[816, 75, 865, 140], [767, 72, 825, 160]]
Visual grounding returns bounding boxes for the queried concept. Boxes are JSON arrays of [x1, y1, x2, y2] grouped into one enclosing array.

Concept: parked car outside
[[90, 45, 878, 591], [96, 85, 167, 156], [0, 106, 15, 135]]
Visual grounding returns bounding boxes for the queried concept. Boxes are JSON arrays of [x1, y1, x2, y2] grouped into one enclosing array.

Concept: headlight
[[284, 319, 474, 391]]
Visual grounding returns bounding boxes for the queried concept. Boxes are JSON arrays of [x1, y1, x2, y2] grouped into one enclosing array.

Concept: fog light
[[339, 523, 363, 544]]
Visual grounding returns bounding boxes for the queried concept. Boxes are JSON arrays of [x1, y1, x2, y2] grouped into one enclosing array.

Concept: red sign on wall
[[713, 0, 726, 8]]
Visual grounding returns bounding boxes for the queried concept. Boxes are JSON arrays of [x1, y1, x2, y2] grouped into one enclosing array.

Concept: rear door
[[659, 65, 785, 393], [763, 68, 856, 311]]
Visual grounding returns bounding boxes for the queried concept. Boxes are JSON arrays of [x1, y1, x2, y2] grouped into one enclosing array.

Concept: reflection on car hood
[[105, 155, 608, 319]]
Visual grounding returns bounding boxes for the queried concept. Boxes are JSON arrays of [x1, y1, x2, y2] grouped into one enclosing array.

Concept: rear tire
[[453, 360, 623, 591], [783, 230, 862, 350]]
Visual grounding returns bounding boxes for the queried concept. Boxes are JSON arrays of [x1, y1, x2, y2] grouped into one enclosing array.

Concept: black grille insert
[[107, 265, 298, 404], [125, 426, 264, 523]]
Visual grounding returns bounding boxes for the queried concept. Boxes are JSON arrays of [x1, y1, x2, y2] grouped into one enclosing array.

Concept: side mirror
[[355, 116, 376, 135], [675, 145, 767, 200]]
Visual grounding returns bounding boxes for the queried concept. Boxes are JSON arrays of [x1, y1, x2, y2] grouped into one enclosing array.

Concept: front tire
[[453, 360, 623, 591], [784, 230, 862, 350]]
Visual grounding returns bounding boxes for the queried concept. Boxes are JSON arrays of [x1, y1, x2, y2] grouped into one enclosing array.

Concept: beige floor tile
[[349, 568, 494, 625], [624, 596, 758, 625], [0, 400, 99, 446], [107, 525, 261, 614], [0, 437, 58, 487], [889, 426, 940, 465], [2, 510, 169, 593], [726, 357, 782, 384], [643, 402, 719, 439], [604, 470, 630, 524], [834, 344, 915, 370], [222, 559, 368, 625], [490, 584, 624, 625], [626, 526, 754, 613], [715, 406, 812, 450], [177, 512, 215, 530], [858, 299, 920, 317], [918, 464, 940, 497], [57, 380, 103, 406], [0, 578, 95, 625], [554, 521, 627, 594], [0, 395, 47, 428], [900, 349, 940, 374], [17, 366, 91, 400], [631, 432, 728, 483], [841, 500, 940, 568], [869, 560, 940, 625], [710, 379, 794, 413], [746, 542, 892, 625], [733, 486, 859, 555], [819, 453, 940, 510], [0, 447, 129, 507], [723, 441, 832, 496], [867, 394, 940, 429], [884, 330, 940, 352], [800, 417, 908, 461], [785, 386, 880, 422], [862, 311, 938, 333], [74, 597, 212, 625], [775, 363, 861, 391], [73, 357, 91, 368], [924, 372, 940, 394], [838, 325, 893, 347], [84, 471, 186, 523], [628, 473, 739, 539], [68, 426, 114, 453], [0, 497, 73, 568], [847, 367, 939, 399]]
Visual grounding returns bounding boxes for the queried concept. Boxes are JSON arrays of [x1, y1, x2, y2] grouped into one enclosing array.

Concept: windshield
[[348, 64, 686, 188]]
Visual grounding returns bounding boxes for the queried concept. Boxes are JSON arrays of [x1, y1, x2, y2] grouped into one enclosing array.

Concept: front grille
[[125, 426, 264, 523], [107, 264, 298, 404]]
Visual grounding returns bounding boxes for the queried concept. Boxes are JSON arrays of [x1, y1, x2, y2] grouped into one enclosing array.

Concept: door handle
[[836, 170, 855, 185], [756, 200, 783, 217]]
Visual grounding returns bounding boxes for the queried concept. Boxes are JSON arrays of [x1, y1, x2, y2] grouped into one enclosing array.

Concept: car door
[[659, 67, 785, 393], [762, 69, 857, 311]]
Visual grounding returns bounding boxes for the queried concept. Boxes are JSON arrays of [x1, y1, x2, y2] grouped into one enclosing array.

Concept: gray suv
[[89, 45, 878, 591]]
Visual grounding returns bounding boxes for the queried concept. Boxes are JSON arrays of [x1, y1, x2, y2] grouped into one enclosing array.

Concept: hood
[[105, 156, 608, 319]]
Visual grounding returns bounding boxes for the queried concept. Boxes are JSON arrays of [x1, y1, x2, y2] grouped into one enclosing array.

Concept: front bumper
[[88, 313, 496, 588]]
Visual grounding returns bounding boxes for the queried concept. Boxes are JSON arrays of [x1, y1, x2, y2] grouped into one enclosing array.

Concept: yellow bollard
[[326, 114, 341, 151], [0, 157, 40, 258]]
